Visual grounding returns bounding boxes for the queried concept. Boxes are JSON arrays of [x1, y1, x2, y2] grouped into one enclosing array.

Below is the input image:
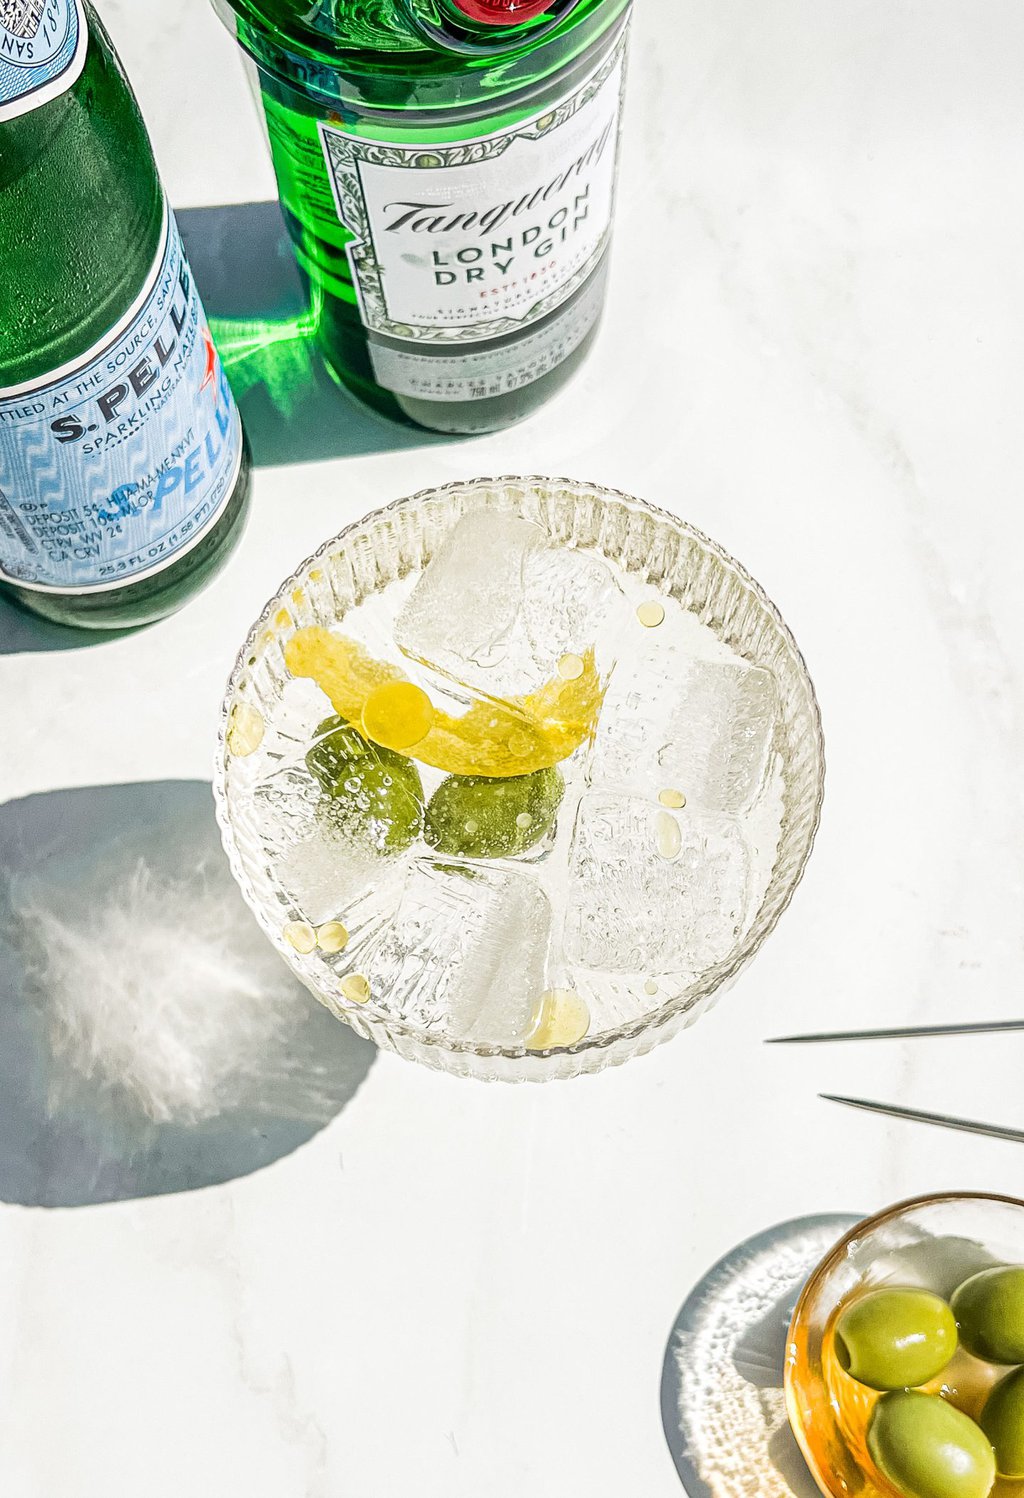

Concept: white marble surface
[[2, 0, 1024, 1493]]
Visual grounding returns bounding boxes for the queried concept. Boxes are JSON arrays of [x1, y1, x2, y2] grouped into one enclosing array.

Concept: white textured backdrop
[[1, 1, 1023, 1493]]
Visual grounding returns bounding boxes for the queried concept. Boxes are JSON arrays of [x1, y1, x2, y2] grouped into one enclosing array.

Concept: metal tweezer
[[767, 1019, 1024, 1043], [765, 1019, 1024, 1144], [819, 1095, 1024, 1145]]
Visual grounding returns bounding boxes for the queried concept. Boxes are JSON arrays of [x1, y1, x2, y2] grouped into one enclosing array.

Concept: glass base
[[320, 330, 600, 435], [311, 259, 609, 435], [0, 436, 253, 631]]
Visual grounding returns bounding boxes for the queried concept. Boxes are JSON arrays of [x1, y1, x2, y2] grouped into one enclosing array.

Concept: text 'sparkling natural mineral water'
[[0, 1, 252, 629], [212, 0, 630, 434]]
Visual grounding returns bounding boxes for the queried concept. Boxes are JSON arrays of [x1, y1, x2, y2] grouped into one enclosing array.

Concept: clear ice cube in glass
[[355, 857, 551, 1045], [394, 508, 623, 702], [590, 655, 778, 813], [565, 793, 753, 977], [250, 761, 402, 930]]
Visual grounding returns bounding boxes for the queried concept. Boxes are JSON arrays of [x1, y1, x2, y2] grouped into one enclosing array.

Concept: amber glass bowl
[[785, 1193, 1024, 1498]]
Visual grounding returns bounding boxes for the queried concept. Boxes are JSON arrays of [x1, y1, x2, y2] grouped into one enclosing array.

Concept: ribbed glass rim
[[213, 475, 826, 1067], [790, 1190, 1024, 1328]]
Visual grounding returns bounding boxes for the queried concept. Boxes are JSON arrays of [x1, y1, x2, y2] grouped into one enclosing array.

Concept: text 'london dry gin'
[[212, 0, 630, 434], [0, 1, 251, 630]]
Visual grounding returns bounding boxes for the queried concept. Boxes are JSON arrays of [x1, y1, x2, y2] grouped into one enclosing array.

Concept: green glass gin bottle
[[213, 0, 631, 434], [0, 1, 252, 630]]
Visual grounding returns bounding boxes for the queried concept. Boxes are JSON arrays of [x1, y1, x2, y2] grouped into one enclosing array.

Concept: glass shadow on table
[[0, 778, 376, 1208], [661, 1213, 860, 1498], [177, 200, 454, 469]]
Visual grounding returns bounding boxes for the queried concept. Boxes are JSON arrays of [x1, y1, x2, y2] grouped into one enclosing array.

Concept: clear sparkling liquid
[[231, 513, 784, 1048]]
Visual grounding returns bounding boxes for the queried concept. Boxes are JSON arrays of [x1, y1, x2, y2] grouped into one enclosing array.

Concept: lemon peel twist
[[284, 627, 604, 778]]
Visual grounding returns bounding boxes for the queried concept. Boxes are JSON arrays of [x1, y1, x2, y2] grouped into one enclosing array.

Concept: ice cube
[[394, 508, 623, 702], [251, 762, 322, 863], [397, 510, 534, 685], [589, 656, 778, 813], [351, 857, 551, 1046], [277, 823, 400, 931], [250, 763, 404, 929], [565, 794, 753, 977]]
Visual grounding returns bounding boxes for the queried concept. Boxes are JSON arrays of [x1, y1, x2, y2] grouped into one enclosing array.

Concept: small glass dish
[[213, 476, 824, 1081], [786, 1193, 1024, 1498]]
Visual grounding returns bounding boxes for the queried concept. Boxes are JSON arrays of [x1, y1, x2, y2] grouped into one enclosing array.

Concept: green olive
[[952, 1266, 1024, 1365], [306, 716, 367, 791], [868, 1391, 996, 1498], [981, 1366, 1024, 1478], [834, 1288, 958, 1391], [308, 715, 423, 853], [424, 767, 564, 859]]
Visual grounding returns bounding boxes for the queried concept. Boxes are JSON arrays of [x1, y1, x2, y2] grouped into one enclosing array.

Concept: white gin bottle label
[[319, 32, 627, 346]]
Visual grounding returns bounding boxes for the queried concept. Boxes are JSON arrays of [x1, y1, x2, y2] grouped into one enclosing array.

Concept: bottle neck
[[449, 0, 564, 22], [401, 0, 584, 54], [216, 0, 629, 111]]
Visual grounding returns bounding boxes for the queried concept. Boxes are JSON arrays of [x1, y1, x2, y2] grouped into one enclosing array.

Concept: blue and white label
[[0, 209, 244, 593], [0, 0, 88, 122]]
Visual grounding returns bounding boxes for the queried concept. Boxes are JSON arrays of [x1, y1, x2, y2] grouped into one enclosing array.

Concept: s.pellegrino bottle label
[[0, 208, 244, 592], [0, 0, 88, 122], [318, 28, 627, 356]]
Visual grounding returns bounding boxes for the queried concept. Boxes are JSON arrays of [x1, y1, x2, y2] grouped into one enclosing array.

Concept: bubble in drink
[[283, 920, 316, 953], [316, 921, 350, 953], [528, 988, 590, 1049]]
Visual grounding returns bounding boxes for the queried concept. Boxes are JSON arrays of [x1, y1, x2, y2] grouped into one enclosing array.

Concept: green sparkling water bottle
[[213, 0, 630, 434], [0, 1, 251, 630]]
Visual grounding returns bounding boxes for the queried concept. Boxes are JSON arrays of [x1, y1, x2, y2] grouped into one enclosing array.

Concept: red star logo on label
[[199, 326, 218, 398]]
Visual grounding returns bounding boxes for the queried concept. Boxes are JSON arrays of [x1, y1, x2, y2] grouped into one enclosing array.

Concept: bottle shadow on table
[[661, 1214, 858, 1498], [0, 200, 450, 657], [0, 598, 135, 656], [177, 200, 454, 469], [0, 778, 376, 1208]]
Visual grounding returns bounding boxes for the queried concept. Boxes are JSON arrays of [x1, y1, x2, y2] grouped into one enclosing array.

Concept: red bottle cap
[[450, 0, 553, 25]]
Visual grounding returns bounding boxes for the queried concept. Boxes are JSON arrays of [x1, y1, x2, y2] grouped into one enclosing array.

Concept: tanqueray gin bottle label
[[0, 210, 244, 592], [318, 31, 628, 351], [0, 0, 87, 122]]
